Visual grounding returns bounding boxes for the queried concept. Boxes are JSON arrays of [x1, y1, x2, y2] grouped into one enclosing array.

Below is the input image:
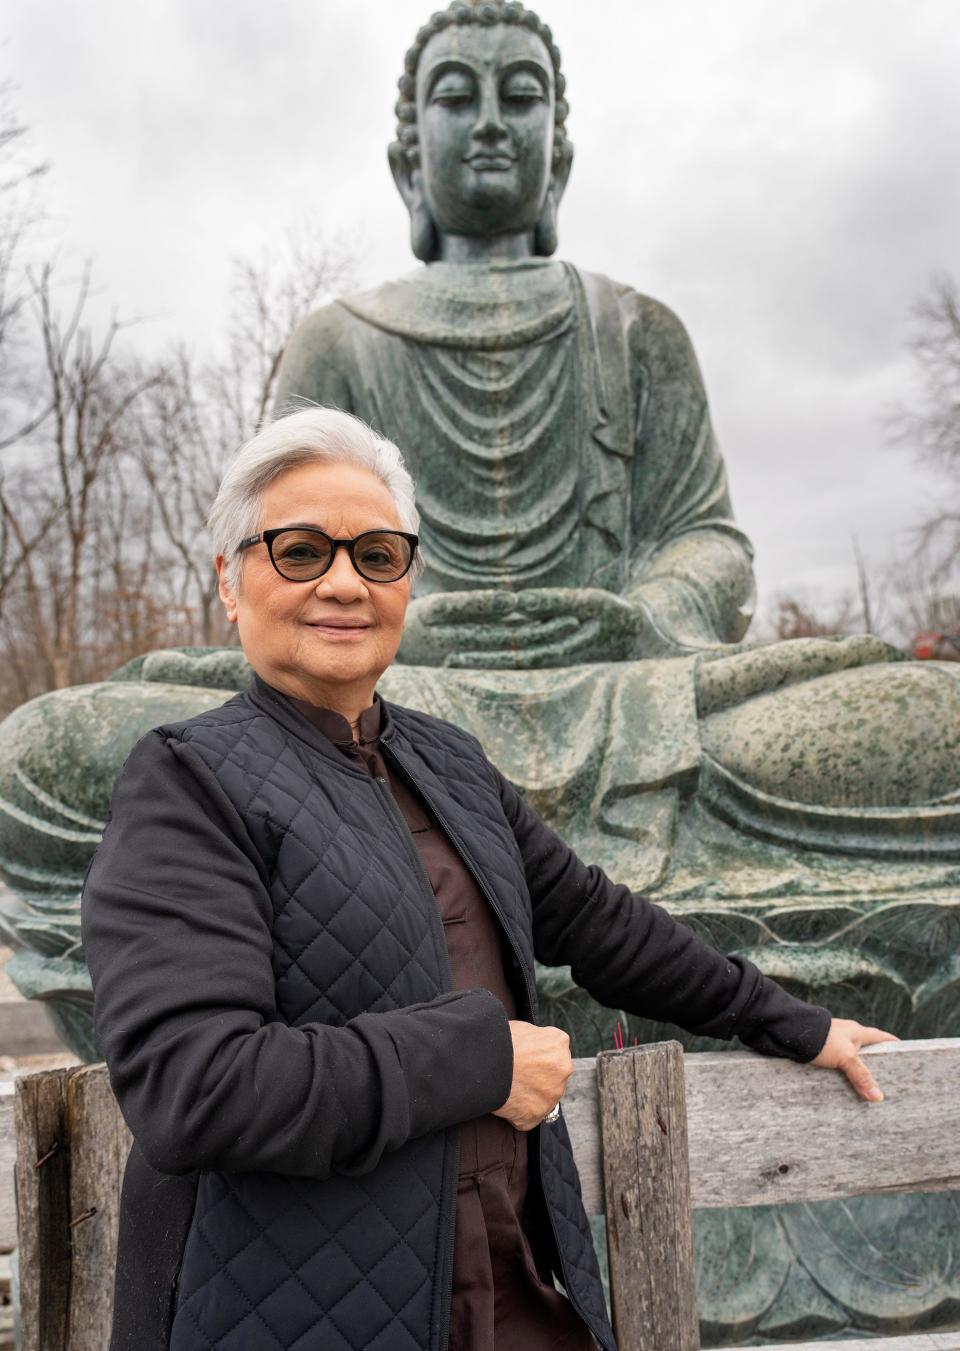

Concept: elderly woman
[[82, 407, 895, 1351]]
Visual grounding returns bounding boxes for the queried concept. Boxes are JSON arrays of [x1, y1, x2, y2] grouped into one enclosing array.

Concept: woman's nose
[[313, 547, 368, 601]]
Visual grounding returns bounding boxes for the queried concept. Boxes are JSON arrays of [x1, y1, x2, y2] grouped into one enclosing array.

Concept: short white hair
[[208, 405, 422, 591]]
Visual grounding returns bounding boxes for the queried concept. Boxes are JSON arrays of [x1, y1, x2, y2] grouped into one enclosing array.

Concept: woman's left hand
[[811, 1018, 900, 1101]]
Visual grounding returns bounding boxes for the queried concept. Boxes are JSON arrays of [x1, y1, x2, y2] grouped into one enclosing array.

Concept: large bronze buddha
[[1, 2, 958, 1340]]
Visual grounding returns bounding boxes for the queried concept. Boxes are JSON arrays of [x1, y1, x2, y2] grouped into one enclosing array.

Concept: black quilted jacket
[[82, 674, 832, 1351]]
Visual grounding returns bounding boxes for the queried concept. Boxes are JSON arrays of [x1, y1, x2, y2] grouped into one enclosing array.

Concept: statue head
[[389, 1, 573, 262]]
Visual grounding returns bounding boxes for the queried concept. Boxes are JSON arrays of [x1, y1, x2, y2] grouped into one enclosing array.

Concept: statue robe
[[270, 259, 757, 893], [276, 259, 756, 645]]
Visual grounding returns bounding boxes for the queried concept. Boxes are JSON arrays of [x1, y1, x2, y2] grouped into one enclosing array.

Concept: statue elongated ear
[[552, 139, 574, 204], [534, 140, 574, 257], [388, 143, 439, 263]]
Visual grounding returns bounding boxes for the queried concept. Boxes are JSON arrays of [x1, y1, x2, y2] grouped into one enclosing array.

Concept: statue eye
[[430, 72, 475, 107], [501, 72, 546, 105]]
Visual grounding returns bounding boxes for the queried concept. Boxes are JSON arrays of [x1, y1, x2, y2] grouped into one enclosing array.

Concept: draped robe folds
[[271, 259, 757, 893]]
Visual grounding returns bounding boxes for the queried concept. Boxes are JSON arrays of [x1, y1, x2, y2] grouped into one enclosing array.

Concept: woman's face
[[217, 459, 412, 706]]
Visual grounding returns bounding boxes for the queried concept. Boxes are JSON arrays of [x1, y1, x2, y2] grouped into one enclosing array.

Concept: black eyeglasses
[[236, 526, 419, 584]]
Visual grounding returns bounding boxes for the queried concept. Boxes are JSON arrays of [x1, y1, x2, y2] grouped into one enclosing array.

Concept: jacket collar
[[288, 692, 383, 747], [246, 672, 400, 780]]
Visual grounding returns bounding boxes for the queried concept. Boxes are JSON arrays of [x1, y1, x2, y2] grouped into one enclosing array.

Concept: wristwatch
[[543, 1102, 561, 1123]]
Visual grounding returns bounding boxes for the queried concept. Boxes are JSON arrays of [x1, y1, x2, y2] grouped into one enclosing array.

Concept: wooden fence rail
[[10, 1038, 960, 1351]]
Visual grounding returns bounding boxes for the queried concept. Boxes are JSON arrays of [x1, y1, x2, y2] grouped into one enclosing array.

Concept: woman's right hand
[[492, 1020, 573, 1131]]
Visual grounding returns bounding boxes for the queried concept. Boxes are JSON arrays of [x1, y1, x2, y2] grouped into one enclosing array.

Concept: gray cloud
[[5, 0, 958, 624]]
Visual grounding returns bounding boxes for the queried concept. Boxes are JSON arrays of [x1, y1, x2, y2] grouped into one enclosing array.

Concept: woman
[[82, 406, 896, 1351]]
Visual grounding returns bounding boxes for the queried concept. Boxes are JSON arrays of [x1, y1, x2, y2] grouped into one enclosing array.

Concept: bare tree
[[0, 264, 160, 688], [0, 191, 357, 712], [758, 593, 860, 642], [889, 273, 960, 588], [0, 80, 51, 451], [133, 226, 354, 645]]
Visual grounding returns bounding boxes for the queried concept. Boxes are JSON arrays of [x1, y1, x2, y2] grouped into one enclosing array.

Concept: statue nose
[[473, 89, 508, 143], [475, 116, 507, 140]]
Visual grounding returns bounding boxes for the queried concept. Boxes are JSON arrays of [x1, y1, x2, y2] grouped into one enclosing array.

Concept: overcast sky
[[5, 0, 960, 624]]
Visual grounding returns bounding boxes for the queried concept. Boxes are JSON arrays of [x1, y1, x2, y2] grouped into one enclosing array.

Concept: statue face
[[416, 23, 555, 239]]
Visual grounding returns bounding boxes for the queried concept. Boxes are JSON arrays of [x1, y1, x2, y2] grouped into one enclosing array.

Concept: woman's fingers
[[854, 1026, 900, 1048], [841, 1053, 884, 1103], [843, 1026, 898, 1101], [492, 1022, 573, 1131], [812, 1019, 899, 1102]]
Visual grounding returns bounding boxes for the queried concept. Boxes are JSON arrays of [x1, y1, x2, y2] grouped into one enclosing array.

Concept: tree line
[[760, 278, 960, 659], [0, 88, 352, 714]]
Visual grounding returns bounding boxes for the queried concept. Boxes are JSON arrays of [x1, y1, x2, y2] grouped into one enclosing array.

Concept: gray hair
[[208, 406, 422, 592]]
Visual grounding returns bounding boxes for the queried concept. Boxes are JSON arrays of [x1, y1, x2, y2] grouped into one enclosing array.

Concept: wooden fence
[[9, 1037, 960, 1350]]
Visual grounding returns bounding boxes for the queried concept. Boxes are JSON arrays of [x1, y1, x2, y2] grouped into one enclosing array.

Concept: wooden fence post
[[597, 1041, 699, 1351], [13, 1069, 72, 1351], [64, 1066, 131, 1351], [14, 1064, 131, 1351]]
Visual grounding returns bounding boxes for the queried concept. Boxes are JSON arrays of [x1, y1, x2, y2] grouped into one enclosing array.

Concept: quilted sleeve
[[81, 730, 514, 1178], [493, 769, 831, 1064]]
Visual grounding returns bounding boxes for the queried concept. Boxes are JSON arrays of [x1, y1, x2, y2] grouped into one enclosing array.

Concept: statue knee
[[699, 662, 960, 857], [0, 680, 231, 905]]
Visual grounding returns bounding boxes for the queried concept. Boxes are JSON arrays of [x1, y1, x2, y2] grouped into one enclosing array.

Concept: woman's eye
[[281, 543, 323, 561]]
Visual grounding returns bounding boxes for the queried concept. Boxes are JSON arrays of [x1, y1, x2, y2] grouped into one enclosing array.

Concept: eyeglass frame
[[236, 526, 420, 584]]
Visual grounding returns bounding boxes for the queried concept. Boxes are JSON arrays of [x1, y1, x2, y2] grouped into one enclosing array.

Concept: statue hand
[[396, 589, 651, 669], [810, 1018, 899, 1102]]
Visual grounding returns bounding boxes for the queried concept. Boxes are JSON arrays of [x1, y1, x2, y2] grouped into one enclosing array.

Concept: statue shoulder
[[576, 267, 695, 344], [281, 298, 357, 365], [576, 267, 704, 386], [274, 298, 362, 414]]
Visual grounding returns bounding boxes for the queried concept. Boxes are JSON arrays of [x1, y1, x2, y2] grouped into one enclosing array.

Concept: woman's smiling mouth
[[307, 616, 372, 638]]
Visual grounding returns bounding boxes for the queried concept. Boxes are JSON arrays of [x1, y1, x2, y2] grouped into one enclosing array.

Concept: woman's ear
[[388, 143, 439, 263], [216, 555, 239, 625]]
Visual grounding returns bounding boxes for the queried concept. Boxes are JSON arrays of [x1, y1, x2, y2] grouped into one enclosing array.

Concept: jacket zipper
[[372, 776, 460, 1351], [378, 746, 603, 1346]]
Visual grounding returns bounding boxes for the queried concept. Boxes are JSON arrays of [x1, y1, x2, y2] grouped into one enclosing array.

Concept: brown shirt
[[289, 693, 595, 1351]]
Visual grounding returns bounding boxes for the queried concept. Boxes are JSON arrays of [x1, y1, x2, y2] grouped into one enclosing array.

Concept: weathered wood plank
[[562, 1054, 603, 1213], [0, 1055, 80, 1252], [749, 1338, 960, 1350], [65, 1066, 132, 1351], [14, 1068, 73, 1351], [597, 1041, 699, 1351], [685, 1038, 960, 1209], [566, 1037, 960, 1213]]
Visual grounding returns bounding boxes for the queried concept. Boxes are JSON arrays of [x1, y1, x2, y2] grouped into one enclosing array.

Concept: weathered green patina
[[0, 2, 958, 1341]]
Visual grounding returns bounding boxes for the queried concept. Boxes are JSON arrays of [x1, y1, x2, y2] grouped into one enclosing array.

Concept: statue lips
[[464, 153, 517, 172]]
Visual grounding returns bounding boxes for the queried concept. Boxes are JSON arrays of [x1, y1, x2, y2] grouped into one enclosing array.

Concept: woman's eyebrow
[[272, 521, 400, 534]]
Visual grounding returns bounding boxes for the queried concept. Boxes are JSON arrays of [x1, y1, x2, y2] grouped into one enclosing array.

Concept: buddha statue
[[1, 1, 958, 1340]]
